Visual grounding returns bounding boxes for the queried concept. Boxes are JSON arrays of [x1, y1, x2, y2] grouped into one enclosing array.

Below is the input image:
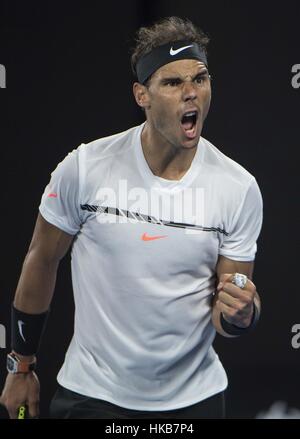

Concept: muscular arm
[[0, 213, 74, 418], [14, 213, 74, 313], [212, 255, 261, 338]]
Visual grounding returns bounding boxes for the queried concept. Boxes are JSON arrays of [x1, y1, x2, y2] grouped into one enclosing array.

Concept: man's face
[[144, 59, 211, 149]]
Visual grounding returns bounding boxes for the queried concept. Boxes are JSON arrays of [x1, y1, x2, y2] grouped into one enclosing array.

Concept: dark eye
[[195, 74, 207, 84], [167, 79, 181, 87]]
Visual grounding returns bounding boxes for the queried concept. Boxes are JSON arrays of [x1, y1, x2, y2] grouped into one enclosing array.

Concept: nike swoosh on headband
[[169, 45, 194, 56]]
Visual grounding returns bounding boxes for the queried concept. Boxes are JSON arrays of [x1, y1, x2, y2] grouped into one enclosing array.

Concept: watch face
[[7, 355, 18, 373]]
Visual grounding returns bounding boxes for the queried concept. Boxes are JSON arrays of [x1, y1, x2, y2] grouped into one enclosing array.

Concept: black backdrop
[[0, 0, 299, 419]]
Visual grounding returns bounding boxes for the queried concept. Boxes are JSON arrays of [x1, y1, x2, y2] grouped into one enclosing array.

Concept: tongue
[[182, 120, 193, 130], [185, 127, 196, 139]]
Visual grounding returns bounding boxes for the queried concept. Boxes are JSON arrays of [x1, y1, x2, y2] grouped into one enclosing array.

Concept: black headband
[[136, 40, 208, 84]]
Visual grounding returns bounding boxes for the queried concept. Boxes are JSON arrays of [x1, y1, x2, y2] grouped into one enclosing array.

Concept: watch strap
[[7, 352, 37, 374]]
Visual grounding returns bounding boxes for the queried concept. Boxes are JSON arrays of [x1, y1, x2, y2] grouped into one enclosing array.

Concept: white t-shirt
[[39, 123, 263, 411]]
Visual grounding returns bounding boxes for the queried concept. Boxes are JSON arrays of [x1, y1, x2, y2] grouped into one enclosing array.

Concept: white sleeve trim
[[218, 178, 263, 261], [39, 206, 79, 236], [218, 250, 256, 262]]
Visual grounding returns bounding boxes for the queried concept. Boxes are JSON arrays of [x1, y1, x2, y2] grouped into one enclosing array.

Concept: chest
[[79, 184, 228, 277]]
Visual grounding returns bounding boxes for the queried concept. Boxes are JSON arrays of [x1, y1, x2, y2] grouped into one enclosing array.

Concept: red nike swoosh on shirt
[[141, 233, 168, 241], [48, 193, 58, 198]]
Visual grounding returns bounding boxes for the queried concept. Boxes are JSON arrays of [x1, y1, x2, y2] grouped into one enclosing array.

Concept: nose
[[182, 81, 197, 102]]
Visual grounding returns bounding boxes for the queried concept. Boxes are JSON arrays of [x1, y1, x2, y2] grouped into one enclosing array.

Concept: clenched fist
[[215, 273, 256, 328]]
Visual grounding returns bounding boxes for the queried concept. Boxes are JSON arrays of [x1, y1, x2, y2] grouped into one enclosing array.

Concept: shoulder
[[201, 137, 256, 190], [78, 124, 142, 161]]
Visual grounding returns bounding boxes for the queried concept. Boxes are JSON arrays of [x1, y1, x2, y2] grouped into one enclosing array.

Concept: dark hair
[[131, 16, 210, 79]]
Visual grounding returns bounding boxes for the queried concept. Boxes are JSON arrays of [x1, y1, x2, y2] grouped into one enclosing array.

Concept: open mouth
[[181, 110, 198, 139]]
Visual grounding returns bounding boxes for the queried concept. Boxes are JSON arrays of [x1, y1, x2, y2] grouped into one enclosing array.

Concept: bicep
[[27, 213, 75, 264]]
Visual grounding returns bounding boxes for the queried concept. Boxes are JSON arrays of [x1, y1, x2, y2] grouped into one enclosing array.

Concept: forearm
[[0, 216, 73, 419], [14, 248, 59, 314]]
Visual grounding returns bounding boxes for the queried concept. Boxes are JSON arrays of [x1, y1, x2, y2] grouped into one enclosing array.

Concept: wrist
[[7, 352, 37, 374], [11, 304, 49, 355], [223, 306, 254, 328]]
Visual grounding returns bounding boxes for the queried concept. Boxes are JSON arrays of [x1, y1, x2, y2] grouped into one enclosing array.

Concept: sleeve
[[39, 148, 83, 235], [218, 178, 263, 261]]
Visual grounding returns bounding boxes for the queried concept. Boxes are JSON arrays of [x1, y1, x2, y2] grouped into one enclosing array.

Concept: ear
[[133, 82, 150, 110]]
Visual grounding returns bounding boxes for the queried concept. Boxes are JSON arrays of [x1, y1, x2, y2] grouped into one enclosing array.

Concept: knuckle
[[247, 283, 255, 292], [218, 291, 225, 300], [216, 300, 222, 311], [236, 302, 244, 311], [244, 296, 253, 306], [218, 302, 226, 313], [227, 308, 236, 317], [220, 273, 230, 282]]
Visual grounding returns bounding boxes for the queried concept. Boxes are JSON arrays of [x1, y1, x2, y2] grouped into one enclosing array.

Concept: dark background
[[0, 0, 299, 419]]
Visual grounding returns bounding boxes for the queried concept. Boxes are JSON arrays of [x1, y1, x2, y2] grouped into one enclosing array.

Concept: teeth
[[184, 111, 196, 117]]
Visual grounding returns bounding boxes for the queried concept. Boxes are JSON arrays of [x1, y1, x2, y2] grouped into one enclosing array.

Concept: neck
[[141, 122, 198, 181]]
